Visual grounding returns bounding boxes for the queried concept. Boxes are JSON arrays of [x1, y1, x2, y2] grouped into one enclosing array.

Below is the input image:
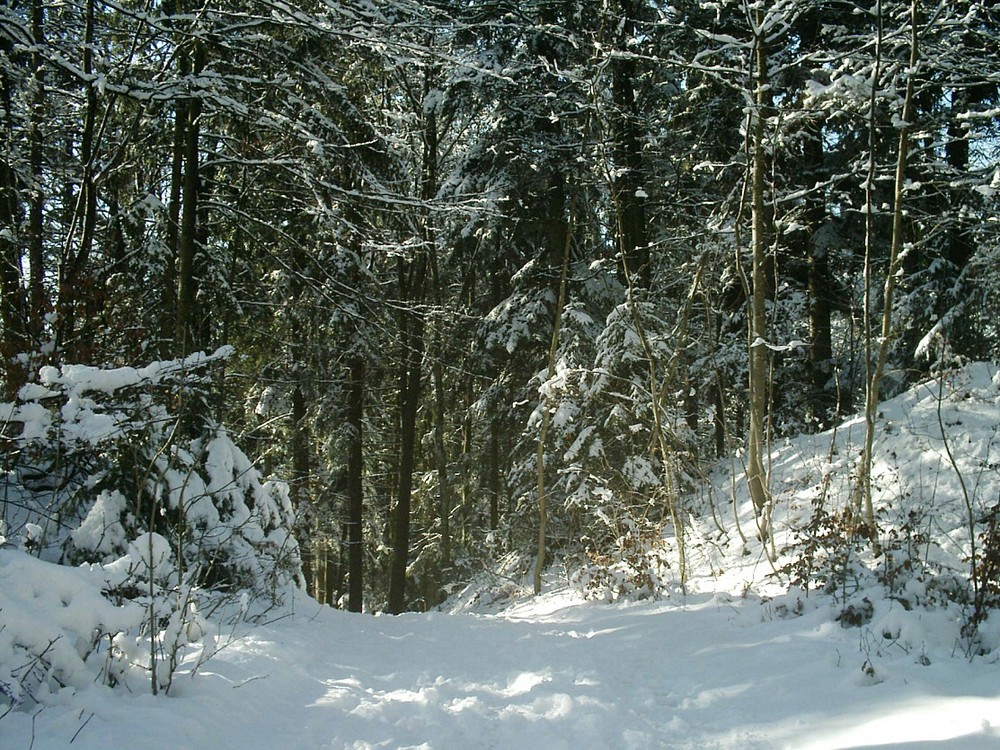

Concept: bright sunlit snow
[[5, 364, 1000, 749], [6, 577, 1000, 749]]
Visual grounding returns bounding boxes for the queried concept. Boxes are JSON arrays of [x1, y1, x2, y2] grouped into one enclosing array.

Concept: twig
[[70, 711, 95, 743]]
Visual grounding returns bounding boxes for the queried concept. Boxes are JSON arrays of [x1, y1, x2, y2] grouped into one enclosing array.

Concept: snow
[[5, 579, 1000, 749], [6, 364, 1000, 748], [126, 532, 174, 582], [71, 490, 129, 555]]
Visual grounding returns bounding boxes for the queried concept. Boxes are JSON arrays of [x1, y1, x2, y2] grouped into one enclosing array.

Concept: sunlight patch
[[680, 683, 752, 710], [505, 671, 548, 696], [499, 692, 576, 721]]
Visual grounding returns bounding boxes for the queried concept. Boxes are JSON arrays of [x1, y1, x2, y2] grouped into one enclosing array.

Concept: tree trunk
[[57, 0, 100, 361], [534, 202, 573, 596], [804, 125, 835, 424], [746, 9, 772, 537], [387, 255, 426, 615], [314, 541, 327, 605], [488, 421, 500, 531], [853, 0, 918, 534], [175, 44, 204, 357], [162, 99, 186, 356], [941, 88, 976, 357], [0, 42, 26, 398], [291, 382, 310, 499], [428, 209, 453, 585], [346, 356, 365, 613], [289, 380, 313, 596], [610, 0, 650, 287], [27, 0, 47, 347], [387, 65, 438, 613], [431, 318, 453, 575]]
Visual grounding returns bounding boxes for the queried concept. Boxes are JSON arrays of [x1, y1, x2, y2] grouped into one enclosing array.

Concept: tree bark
[[0, 36, 26, 398], [57, 0, 100, 360], [387, 255, 426, 615], [161, 95, 187, 356], [26, 0, 47, 346], [488, 421, 500, 531], [290, 380, 313, 595], [746, 9, 772, 536], [610, 0, 650, 287], [534, 201, 573, 596], [853, 0, 918, 534], [346, 356, 365, 613], [175, 44, 204, 357], [804, 127, 835, 424], [431, 312, 453, 575]]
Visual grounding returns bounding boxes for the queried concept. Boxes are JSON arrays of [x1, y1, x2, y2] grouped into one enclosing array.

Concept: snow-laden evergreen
[[1, 350, 302, 705]]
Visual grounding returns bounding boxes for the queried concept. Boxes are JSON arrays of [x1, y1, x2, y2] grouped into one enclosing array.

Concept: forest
[[1, 0, 998, 631]]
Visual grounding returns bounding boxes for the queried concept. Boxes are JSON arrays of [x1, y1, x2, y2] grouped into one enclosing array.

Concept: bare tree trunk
[[804, 127, 836, 423], [431, 321, 453, 572], [0, 169, 24, 399], [427, 159, 453, 582], [0, 43, 26, 398], [346, 356, 365, 612], [853, 0, 918, 535], [175, 44, 204, 357], [314, 541, 327, 605], [534, 202, 573, 596], [27, 0, 47, 347], [488, 422, 500, 531], [289, 379, 314, 597], [161, 104, 185, 356], [57, 0, 100, 360], [387, 255, 426, 615], [610, 0, 650, 287], [627, 288, 690, 587], [746, 9, 772, 537], [387, 61, 440, 613]]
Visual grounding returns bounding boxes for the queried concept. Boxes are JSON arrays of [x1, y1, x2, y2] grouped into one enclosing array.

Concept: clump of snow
[[127, 532, 173, 582], [72, 489, 129, 556]]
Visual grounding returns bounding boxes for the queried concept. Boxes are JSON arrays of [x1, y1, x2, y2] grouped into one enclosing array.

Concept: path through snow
[[8, 586, 1000, 749]]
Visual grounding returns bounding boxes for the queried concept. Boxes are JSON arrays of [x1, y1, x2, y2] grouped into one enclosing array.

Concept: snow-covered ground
[[6, 364, 1000, 749], [5, 580, 1000, 749]]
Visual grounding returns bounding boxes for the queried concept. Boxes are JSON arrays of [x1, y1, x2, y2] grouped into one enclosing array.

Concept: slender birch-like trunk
[[853, 0, 919, 536], [747, 8, 772, 538]]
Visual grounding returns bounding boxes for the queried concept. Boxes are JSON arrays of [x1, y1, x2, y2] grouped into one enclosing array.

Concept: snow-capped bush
[[0, 348, 302, 710], [574, 514, 672, 603], [0, 545, 215, 705]]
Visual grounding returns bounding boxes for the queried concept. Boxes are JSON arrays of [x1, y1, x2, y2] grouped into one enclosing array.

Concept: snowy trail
[[10, 586, 1000, 749]]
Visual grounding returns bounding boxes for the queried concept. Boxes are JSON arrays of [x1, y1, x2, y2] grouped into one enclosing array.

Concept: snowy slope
[[5, 364, 1000, 749]]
